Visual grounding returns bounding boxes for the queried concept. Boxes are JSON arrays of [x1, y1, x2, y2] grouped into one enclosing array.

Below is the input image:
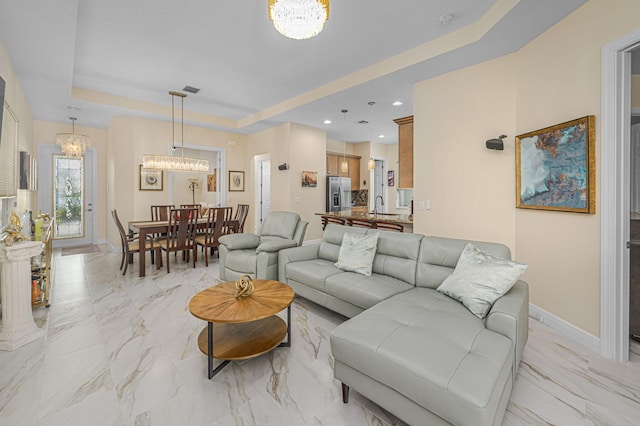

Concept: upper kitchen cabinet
[[394, 115, 413, 188], [326, 152, 361, 190]]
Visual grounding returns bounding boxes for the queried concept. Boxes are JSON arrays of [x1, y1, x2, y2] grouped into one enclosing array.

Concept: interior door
[[259, 159, 271, 224], [373, 160, 385, 212], [38, 144, 95, 248]]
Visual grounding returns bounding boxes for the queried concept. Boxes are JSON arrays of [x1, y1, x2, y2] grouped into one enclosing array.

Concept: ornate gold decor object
[[1, 211, 29, 246], [234, 274, 255, 298], [268, 0, 330, 40]]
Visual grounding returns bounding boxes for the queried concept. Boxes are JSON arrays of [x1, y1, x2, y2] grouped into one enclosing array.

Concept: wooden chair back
[[321, 215, 346, 230], [234, 204, 249, 233], [111, 209, 128, 246], [151, 205, 173, 221], [348, 218, 376, 228], [165, 208, 198, 250], [204, 207, 234, 247], [375, 221, 404, 232]]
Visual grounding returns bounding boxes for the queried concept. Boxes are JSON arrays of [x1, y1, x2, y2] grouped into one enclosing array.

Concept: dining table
[[128, 217, 239, 277]]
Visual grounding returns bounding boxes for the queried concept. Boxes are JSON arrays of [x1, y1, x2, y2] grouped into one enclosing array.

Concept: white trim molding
[[529, 304, 600, 355], [600, 28, 640, 361]]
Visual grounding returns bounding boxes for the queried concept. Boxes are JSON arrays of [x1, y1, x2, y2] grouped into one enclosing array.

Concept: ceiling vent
[[183, 86, 200, 94], [358, 120, 369, 124]]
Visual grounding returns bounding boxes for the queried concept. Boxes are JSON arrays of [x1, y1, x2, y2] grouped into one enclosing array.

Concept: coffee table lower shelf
[[197, 315, 290, 378]]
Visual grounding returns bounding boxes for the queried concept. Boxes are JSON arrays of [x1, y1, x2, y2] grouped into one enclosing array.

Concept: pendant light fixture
[[340, 109, 348, 173], [56, 117, 89, 158], [142, 91, 209, 173], [268, 0, 330, 40]]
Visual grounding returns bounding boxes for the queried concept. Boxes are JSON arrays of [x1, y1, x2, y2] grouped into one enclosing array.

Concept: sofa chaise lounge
[[278, 224, 528, 426]]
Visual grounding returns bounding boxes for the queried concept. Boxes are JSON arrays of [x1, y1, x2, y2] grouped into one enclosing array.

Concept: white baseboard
[[529, 303, 600, 355]]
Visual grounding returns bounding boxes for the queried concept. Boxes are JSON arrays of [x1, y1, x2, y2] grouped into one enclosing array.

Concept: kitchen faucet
[[374, 195, 384, 215]]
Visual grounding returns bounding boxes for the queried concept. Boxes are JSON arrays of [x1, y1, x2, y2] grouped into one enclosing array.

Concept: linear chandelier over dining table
[[142, 91, 209, 173]]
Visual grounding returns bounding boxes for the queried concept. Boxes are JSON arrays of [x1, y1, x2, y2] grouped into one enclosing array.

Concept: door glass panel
[[53, 155, 84, 239]]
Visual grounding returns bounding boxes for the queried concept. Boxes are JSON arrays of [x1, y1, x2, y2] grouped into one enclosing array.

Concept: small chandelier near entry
[[142, 91, 209, 173], [56, 117, 89, 158], [268, 0, 330, 40]]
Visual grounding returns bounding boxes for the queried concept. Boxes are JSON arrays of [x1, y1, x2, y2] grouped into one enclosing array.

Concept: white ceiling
[[0, 0, 586, 144]]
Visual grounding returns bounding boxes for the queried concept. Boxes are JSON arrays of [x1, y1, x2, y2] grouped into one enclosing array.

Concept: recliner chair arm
[[256, 238, 299, 253], [219, 233, 260, 250]]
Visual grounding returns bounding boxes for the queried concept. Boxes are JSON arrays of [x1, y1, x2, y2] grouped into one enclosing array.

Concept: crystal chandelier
[[268, 0, 330, 40], [142, 91, 209, 173], [56, 117, 89, 158]]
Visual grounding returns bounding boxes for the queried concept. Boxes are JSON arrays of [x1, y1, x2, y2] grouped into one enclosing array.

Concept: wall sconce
[[486, 135, 507, 151], [278, 163, 289, 170], [367, 158, 375, 170]]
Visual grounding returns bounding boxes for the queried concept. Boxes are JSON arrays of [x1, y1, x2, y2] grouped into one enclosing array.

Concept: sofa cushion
[[318, 224, 367, 262], [335, 232, 379, 276], [416, 236, 512, 289], [256, 236, 299, 253], [330, 287, 514, 426], [371, 230, 422, 285], [325, 272, 413, 310], [260, 211, 300, 240], [284, 258, 342, 292], [223, 249, 257, 274], [219, 233, 260, 250], [437, 243, 527, 318]]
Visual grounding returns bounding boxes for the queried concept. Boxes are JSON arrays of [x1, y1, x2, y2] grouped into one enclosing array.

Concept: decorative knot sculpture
[[234, 274, 255, 298]]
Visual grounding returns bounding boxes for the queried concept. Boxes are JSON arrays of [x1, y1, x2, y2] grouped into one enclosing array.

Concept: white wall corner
[[529, 303, 600, 355]]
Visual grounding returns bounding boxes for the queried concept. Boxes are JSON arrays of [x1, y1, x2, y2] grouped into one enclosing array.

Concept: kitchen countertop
[[316, 210, 413, 225]]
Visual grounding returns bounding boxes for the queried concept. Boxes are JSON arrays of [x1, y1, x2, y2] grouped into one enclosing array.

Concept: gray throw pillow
[[334, 232, 379, 276], [437, 243, 527, 319]]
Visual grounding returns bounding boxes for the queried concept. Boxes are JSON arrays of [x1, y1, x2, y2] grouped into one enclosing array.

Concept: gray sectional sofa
[[278, 224, 528, 426]]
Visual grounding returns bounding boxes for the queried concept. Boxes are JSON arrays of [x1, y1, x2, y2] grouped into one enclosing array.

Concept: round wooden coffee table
[[189, 279, 294, 379]]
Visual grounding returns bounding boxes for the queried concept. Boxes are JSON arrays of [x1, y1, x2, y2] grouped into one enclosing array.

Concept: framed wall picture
[[301, 171, 318, 187], [516, 115, 595, 213], [207, 170, 217, 192], [387, 170, 395, 187], [139, 165, 163, 191], [19, 151, 29, 190], [229, 170, 245, 192]]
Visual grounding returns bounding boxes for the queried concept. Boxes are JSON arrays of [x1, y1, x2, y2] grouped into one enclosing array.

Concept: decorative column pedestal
[[0, 241, 45, 351]]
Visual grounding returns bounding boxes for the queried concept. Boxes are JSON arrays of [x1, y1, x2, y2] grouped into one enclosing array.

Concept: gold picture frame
[[516, 115, 595, 213], [139, 165, 163, 191]]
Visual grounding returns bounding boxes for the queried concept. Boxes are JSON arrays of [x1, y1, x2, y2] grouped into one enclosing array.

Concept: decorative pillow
[[334, 232, 379, 276], [437, 243, 527, 319]]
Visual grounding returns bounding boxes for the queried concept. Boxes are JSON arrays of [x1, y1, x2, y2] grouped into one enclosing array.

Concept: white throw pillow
[[334, 232, 379, 276], [437, 243, 527, 319]]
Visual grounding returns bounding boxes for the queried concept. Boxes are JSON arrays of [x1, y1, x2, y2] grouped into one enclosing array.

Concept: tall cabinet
[[326, 152, 361, 190], [394, 115, 414, 189]]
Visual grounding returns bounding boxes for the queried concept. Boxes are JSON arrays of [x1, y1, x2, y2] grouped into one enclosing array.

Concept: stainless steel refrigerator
[[326, 177, 352, 212]]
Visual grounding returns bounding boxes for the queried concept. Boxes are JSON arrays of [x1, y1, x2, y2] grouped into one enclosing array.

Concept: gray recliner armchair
[[218, 211, 308, 281]]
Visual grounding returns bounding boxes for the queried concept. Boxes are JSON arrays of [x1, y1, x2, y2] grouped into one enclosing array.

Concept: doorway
[[38, 144, 96, 248], [601, 28, 640, 361], [373, 159, 385, 213], [254, 154, 271, 230]]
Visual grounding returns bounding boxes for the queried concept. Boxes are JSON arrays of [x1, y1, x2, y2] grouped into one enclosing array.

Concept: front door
[[38, 144, 95, 248]]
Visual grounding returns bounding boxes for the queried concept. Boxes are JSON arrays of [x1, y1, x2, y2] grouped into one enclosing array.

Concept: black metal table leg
[[207, 321, 230, 379], [279, 304, 292, 348]]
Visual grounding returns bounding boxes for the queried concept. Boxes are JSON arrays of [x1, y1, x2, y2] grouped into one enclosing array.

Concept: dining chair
[[150, 204, 174, 221], [321, 215, 346, 230], [348, 218, 376, 228], [234, 204, 249, 233], [194, 207, 234, 266], [155, 207, 198, 273], [374, 221, 404, 232], [112, 209, 155, 275]]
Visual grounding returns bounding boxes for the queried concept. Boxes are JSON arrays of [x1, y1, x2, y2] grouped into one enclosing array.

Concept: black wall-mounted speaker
[[485, 139, 504, 150], [278, 163, 289, 170]]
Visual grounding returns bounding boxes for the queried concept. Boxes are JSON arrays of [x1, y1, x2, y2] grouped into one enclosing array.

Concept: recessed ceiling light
[[323, 120, 332, 124], [379, 134, 385, 138], [392, 101, 403, 106]]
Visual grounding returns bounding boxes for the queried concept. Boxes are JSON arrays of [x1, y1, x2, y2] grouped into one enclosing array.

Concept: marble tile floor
[[1, 246, 640, 425]]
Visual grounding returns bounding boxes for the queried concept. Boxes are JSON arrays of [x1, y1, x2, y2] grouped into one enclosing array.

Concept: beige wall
[[0, 40, 35, 214], [413, 0, 640, 337], [106, 116, 249, 246], [247, 122, 327, 240]]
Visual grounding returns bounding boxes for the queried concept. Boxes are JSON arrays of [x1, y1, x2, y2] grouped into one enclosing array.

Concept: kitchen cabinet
[[394, 115, 413, 188], [326, 152, 361, 190]]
